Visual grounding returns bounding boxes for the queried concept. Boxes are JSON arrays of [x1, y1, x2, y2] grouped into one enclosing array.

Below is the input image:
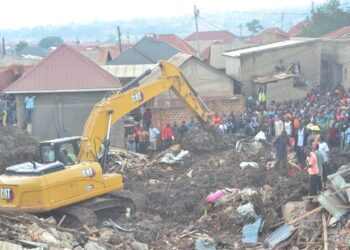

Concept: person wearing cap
[[304, 147, 320, 196]]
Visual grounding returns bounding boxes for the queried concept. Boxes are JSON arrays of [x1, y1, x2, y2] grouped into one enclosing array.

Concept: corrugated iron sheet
[[265, 223, 296, 248], [0, 241, 23, 250], [102, 64, 157, 78], [318, 189, 349, 220]]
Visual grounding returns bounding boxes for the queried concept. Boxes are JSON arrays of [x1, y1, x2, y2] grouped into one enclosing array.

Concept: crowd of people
[[124, 108, 202, 154], [213, 85, 350, 197]]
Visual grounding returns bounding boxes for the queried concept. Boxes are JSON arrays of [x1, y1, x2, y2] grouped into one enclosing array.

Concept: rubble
[[2, 127, 350, 249]]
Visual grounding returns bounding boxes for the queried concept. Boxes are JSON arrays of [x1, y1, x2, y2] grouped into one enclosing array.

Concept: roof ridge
[[6, 44, 120, 92], [8, 44, 65, 89], [62, 44, 120, 85]]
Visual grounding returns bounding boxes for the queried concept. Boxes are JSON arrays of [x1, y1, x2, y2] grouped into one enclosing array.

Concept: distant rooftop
[[322, 26, 350, 39], [223, 38, 319, 57], [185, 30, 236, 43]]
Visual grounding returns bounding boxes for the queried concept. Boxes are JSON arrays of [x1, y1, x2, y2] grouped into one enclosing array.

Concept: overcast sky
[[1, 0, 326, 29]]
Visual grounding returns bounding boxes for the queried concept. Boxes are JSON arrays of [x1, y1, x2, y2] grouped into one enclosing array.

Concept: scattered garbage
[[195, 235, 216, 250], [242, 217, 262, 243], [159, 150, 190, 164], [239, 161, 259, 169]]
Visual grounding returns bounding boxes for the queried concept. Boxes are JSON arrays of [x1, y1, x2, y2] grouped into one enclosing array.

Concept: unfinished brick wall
[[151, 95, 245, 129]]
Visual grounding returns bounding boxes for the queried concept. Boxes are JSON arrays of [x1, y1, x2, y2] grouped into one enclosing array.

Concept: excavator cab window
[[58, 142, 79, 166], [39, 137, 81, 166], [41, 146, 56, 163]]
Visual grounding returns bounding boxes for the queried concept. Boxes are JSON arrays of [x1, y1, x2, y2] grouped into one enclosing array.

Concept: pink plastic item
[[206, 190, 225, 202]]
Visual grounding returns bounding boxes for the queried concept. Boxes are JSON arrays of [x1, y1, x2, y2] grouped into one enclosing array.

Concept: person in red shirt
[[304, 147, 320, 196], [162, 123, 175, 149], [213, 112, 221, 125], [134, 123, 142, 152]]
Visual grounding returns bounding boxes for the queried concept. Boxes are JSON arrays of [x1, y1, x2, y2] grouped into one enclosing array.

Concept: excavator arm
[[77, 60, 212, 163]]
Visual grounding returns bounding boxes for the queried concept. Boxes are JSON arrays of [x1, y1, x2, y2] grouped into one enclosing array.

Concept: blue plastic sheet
[[242, 217, 262, 243]]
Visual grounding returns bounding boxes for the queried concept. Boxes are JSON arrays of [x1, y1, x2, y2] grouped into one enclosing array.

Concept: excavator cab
[[39, 137, 81, 166]]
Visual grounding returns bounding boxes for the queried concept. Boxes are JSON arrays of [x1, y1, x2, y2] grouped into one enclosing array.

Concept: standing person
[[274, 115, 284, 137], [134, 123, 142, 152], [314, 144, 325, 190], [294, 122, 308, 167], [1, 96, 7, 127], [7, 97, 17, 126], [0, 97, 3, 126], [273, 130, 291, 173], [187, 117, 196, 130], [139, 128, 149, 154], [178, 120, 188, 143], [24, 94, 36, 126], [143, 108, 152, 130], [149, 123, 160, 151], [284, 117, 293, 137], [161, 123, 175, 149], [304, 147, 320, 196], [213, 112, 221, 125], [126, 129, 136, 152], [319, 137, 330, 181]]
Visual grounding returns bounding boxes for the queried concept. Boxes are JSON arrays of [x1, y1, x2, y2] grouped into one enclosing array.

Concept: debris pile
[[0, 128, 38, 173], [1, 128, 350, 249]]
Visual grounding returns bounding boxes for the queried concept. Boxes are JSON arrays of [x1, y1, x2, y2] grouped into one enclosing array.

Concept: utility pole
[[239, 24, 242, 37], [117, 26, 122, 53], [280, 11, 285, 30], [193, 5, 200, 58], [2, 37, 5, 56]]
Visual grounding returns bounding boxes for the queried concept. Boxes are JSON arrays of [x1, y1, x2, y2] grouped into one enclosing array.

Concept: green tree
[[38, 36, 63, 49], [246, 19, 264, 34], [15, 41, 28, 53], [302, 0, 350, 37]]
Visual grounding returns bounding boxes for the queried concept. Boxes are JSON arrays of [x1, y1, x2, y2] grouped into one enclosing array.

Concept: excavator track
[[56, 191, 148, 227]]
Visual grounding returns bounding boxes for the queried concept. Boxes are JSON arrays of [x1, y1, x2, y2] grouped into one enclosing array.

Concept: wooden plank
[[322, 212, 329, 250], [288, 206, 322, 225]]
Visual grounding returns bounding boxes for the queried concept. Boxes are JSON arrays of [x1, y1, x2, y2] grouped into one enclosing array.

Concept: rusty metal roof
[[5, 44, 121, 94]]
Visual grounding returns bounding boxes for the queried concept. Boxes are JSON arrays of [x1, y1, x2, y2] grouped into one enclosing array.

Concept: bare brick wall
[[151, 95, 245, 129]]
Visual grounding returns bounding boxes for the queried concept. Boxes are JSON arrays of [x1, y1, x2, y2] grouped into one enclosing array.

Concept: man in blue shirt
[[24, 95, 36, 124]]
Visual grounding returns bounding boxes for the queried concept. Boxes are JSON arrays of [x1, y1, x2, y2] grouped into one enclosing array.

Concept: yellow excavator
[[0, 61, 212, 225]]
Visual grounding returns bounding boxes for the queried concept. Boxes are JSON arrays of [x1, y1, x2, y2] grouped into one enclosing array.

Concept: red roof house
[[288, 20, 309, 37], [5, 44, 121, 93], [155, 34, 197, 55], [185, 30, 236, 43], [249, 28, 289, 45]]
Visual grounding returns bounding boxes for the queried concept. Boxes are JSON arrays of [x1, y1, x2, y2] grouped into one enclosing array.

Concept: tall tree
[[246, 19, 264, 34], [38, 36, 63, 49], [302, 0, 350, 37], [15, 41, 28, 53]]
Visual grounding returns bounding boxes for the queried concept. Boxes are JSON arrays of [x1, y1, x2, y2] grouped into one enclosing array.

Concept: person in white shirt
[[318, 137, 330, 180], [149, 123, 160, 151], [274, 115, 284, 138], [284, 117, 292, 137]]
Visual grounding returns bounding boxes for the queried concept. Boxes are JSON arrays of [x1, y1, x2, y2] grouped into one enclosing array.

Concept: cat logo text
[[82, 168, 96, 178], [1, 187, 14, 203]]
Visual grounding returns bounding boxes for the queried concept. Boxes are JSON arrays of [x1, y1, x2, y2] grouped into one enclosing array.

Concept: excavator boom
[[78, 60, 212, 163]]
